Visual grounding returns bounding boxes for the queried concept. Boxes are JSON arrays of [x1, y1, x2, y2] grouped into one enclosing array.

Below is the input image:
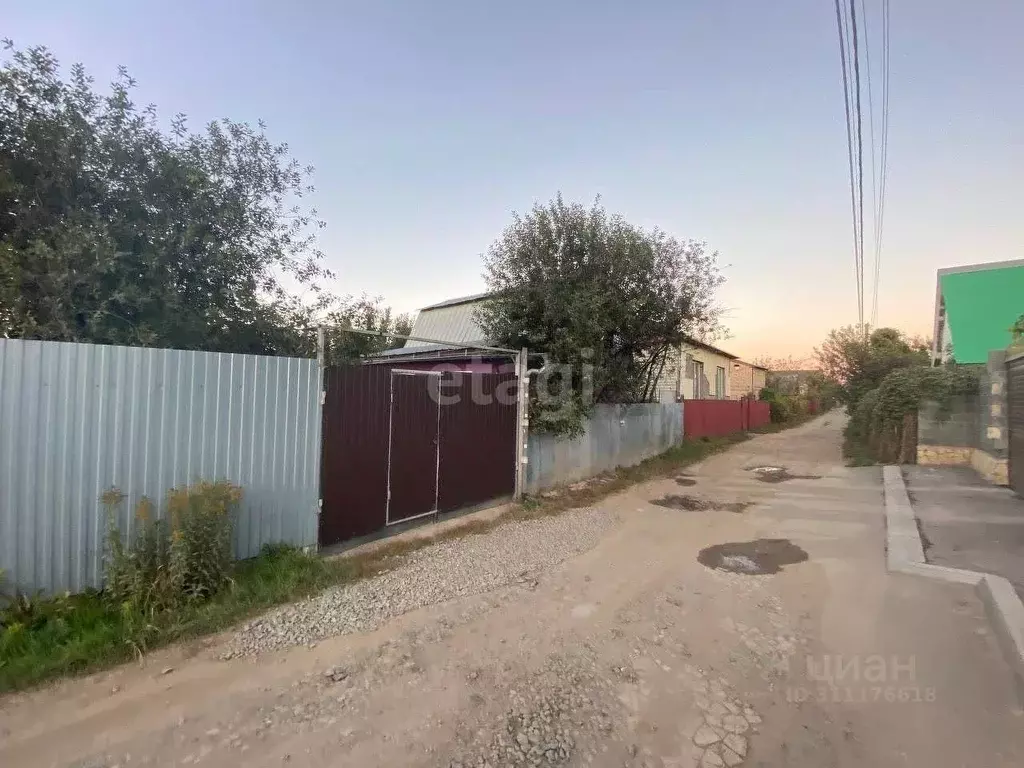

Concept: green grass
[[0, 546, 390, 692], [0, 413, 814, 693]]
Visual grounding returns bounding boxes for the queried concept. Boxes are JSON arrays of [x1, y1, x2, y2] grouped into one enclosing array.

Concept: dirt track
[[2, 415, 1022, 767]]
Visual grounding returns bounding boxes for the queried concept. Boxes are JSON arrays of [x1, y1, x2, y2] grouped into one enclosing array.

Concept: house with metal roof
[[931, 259, 1024, 364], [370, 293, 514, 371], [374, 293, 757, 399]]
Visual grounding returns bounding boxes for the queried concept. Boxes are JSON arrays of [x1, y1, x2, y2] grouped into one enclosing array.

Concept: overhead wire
[[859, 0, 880, 325], [849, 0, 867, 334], [834, 0, 863, 328], [871, 0, 891, 327]]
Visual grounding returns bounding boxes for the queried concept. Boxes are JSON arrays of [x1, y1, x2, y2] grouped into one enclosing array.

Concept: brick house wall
[[730, 362, 767, 400]]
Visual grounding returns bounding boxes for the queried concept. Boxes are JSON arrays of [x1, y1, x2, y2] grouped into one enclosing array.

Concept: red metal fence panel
[[683, 399, 743, 438], [684, 399, 771, 437], [747, 400, 771, 430]]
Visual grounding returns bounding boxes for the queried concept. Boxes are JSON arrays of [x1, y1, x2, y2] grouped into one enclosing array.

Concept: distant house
[[374, 293, 761, 401], [767, 370, 817, 395], [932, 259, 1024, 365], [654, 340, 733, 401], [730, 360, 768, 400], [655, 340, 762, 402]]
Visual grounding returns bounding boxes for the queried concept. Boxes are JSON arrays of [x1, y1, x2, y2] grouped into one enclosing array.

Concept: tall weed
[[104, 481, 241, 612]]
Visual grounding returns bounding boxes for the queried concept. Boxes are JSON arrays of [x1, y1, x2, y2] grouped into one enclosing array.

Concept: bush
[[104, 480, 242, 613], [843, 366, 978, 464], [759, 386, 805, 423]]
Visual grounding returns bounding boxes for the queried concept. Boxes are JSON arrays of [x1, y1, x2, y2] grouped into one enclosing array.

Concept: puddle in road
[[651, 494, 750, 514], [748, 466, 822, 484], [674, 476, 697, 487], [697, 538, 809, 575]]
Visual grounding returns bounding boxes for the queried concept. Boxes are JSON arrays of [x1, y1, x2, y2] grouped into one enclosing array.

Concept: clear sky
[[4, 1, 1022, 360]]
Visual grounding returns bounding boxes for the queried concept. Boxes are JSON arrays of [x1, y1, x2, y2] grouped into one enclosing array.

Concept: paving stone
[[722, 714, 749, 734], [723, 733, 747, 758], [693, 725, 722, 747], [721, 746, 743, 767]]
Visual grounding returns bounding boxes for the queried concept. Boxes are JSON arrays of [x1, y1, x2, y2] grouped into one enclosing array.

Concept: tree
[[816, 325, 929, 406], [750, 355, 815, 372], [476, 195, 723, 434], [322, 295, 412, 364], [0, 41, 336, 354]]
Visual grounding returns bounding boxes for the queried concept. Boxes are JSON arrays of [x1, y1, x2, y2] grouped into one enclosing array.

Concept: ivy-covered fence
[[845, 365, 980, 464]]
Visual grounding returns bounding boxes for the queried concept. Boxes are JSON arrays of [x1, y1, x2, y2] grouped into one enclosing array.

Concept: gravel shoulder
[[223, 507, 619, 658]]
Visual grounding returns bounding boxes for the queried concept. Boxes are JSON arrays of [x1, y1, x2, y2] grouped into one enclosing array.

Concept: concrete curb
[[882, 465, 1024, 693]]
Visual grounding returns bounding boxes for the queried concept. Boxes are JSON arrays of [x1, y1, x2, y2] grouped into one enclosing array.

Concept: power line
[[872, 0, 891, 326], [849, 0, 867, 334], [860, 0, 880, 325], [834, 0, 863, 328]]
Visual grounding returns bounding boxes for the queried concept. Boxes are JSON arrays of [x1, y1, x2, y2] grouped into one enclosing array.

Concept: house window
[[692, 360, 705, 399], [715, 366, 726, 399]]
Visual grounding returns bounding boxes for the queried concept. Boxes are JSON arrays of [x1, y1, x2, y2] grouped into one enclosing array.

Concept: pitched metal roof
[[734, 359, 768, 371], [402, 293, 749, 363], [404, 296, 490, 348], [682, 337, 739, 360], [418, 292, 492, 311]]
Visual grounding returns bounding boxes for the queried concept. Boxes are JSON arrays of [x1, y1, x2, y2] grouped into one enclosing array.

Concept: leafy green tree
[[322, 295, 412, 364], [0, 41, 335, 354], [477, 195, 723, 434], [1011, 313, 1024, 344], [816, 325, 929, 406]]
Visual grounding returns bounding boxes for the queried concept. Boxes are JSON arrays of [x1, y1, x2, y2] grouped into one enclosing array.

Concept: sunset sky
[[5, 1, 1022, 360]]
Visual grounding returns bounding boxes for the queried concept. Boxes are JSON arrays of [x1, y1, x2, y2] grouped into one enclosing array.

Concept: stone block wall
[[971, 447, 1009, 485], [917, 445, 973, 465], [917, 396, 977, 448], [915, 351, 1009, 485], [978, 350, 1009, 458]]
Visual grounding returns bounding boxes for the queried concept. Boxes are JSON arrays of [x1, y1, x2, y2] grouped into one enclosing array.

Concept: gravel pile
[[225, 507, 617, 657], [449, 653, 621, 768]]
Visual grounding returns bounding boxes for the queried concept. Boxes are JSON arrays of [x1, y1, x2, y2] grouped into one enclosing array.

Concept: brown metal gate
[[319, 364, 517, 548], [1008, 355, 1024, 495]]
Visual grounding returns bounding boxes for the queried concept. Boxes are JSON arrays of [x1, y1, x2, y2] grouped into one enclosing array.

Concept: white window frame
[[715, 366, 726, 399]]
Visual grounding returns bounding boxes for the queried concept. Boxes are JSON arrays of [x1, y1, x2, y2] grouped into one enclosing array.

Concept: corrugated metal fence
[[0, 339, 321, 594], [525, 403, 683, 494]]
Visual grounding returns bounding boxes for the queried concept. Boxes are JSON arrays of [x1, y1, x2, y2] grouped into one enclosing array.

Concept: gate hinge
[[320, 390, 326, 405]]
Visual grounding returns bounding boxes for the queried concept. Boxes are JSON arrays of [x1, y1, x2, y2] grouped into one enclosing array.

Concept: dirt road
[[2, 415, 1022, 767]]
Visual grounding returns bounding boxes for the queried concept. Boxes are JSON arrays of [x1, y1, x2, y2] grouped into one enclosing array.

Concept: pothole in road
[[697, 538, 809, 575], [651, 494, 751, 514], [674, 475, 697, 487], [748, 466, 822, 483]]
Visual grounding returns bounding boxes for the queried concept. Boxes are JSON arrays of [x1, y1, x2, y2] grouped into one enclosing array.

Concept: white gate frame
[[385, 369, 443, 525]]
